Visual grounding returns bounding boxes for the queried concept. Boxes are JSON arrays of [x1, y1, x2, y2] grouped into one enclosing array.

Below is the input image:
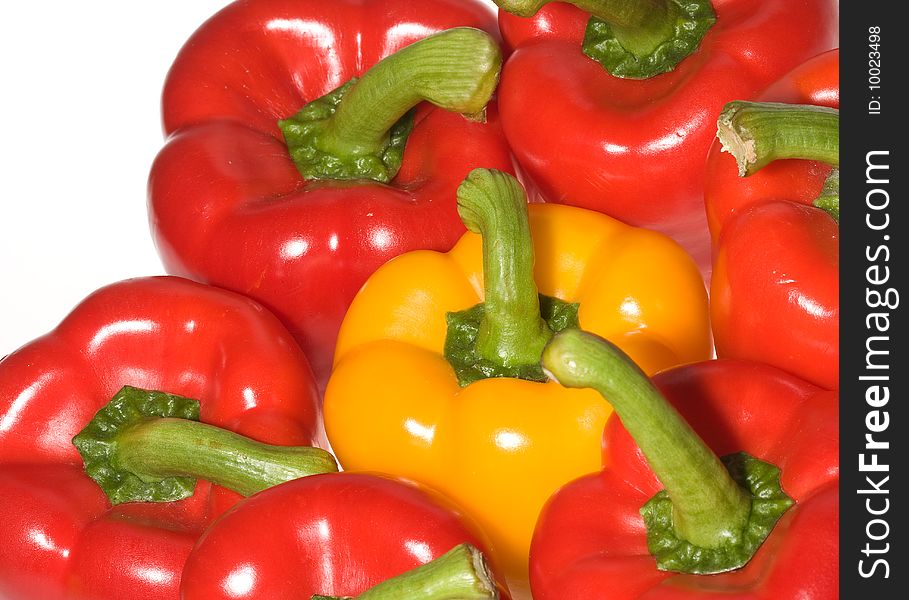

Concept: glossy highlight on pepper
[[0, 276, 324, 600], [531, 330, 838, 599], [324, 169, 710, 596], [180, 473, 511, 599], [706, 50, 840, 390], [149, 0, 514, 386], [494, 0, 838, 271]]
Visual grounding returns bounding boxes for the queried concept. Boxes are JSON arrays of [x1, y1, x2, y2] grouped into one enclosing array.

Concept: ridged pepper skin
[[0, 277, 323, 600], [530, 359, 838, 599], [706, 50, 839, 390], [181, 472, 510, 599], [495, 0, 838, 271], [148, 0, 514, 387], [324, 202, 711, 596]]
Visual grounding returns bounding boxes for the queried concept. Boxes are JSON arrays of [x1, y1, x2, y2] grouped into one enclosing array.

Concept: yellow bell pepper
[[324, 169, 711, 597]]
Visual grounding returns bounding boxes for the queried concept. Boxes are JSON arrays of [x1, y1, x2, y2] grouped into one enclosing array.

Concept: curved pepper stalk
[[444, 169, 579, 386], [279, 27, 502, 182], [542, 329, 793, 573], [705, 53, 840, 392], [717, 100, 840, 221], [73, 386, 338, 505], [324, 167, 711, 595], [150, 1, 516, 391]]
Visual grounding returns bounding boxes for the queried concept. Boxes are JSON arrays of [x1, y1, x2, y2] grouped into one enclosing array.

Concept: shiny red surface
[[706, 50, 839, 390], [148, 0, 514, 386], [181, 472, 511, 599], [496, 0, 838, 270], [530, 360, 839, 599], [0, 276, 322, 599]]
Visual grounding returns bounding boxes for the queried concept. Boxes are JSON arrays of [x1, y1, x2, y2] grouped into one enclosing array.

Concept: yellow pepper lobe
[[326, 202, 711, 595]]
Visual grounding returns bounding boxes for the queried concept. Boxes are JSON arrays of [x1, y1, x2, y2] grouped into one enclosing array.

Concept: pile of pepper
[[1, 0, 839, 598]]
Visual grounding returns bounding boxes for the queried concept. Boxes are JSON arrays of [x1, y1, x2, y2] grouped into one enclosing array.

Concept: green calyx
[[581, 0, 716, 79], [718, 100, 840, 223], [443, 169, 575, 387], [446, 295, 579, 386], [73, 386, 199, 504], [280, 80, 415, 183], [495, 1, 715, 78], [813, 169, 839, 223], [72, 386, 338, 505], [312, 544, 499, 600], [279, 27, 502, 183], [542, 330, 794, 575], [642, 452, 794, 573]]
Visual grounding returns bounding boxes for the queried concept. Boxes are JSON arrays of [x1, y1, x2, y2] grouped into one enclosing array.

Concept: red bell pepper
[[0, 277, 332, 600], [149, 0, 514, 386], [181, 472, 509, 599], [530, 330, 838, 599], [492, 0, 838, 270], [53, 384, 507, 599], [706, 50, 839, 390]]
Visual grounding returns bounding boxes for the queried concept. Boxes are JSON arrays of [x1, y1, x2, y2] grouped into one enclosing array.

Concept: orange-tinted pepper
[[324, 169, 711, 595]]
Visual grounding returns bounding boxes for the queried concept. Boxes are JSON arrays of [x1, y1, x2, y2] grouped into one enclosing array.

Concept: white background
[[0, 1, 500, 357], [0, 1, 233, 355]]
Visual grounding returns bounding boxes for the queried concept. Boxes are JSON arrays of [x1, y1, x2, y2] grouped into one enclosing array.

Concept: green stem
[[312, 544, 498, 600], [717, 101, 840, 176], [496, 0, 716, 78], [814, 169, 839, 223], [543, 330, 795, 573], [114, 419, 336, 497], [718, 101, 840, 221], [72, 386, 338, 505], [456, 169, 552, 369], [279, 27, 502, 183], [542, 329, 750, 550]]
